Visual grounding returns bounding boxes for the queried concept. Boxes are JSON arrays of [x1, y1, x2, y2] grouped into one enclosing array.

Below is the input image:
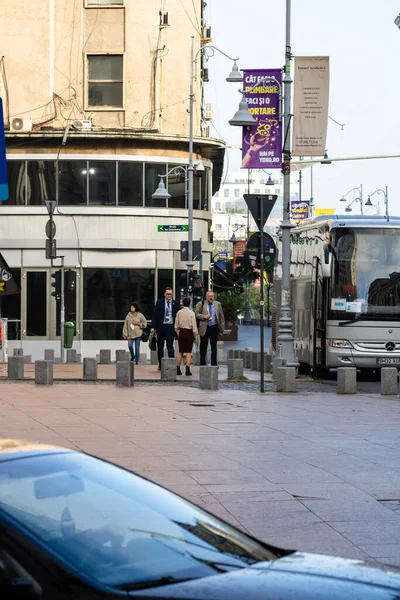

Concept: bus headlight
[[327, 339, 354, 348]]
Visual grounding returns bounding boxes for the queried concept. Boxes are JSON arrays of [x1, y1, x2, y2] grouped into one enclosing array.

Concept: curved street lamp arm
[[194, 45, 239, 67], [158, 165, 187, 179]]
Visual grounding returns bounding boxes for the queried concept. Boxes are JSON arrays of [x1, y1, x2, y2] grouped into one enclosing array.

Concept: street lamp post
[[366, 187, 389, 221], [339, 185, 364, 215]]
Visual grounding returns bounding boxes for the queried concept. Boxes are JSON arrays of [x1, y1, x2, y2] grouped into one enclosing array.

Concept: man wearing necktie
[[195, 290, 225, 366], [151, 287, 180, 370]]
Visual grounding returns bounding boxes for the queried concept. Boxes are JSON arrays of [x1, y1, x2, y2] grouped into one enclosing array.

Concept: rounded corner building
[[1, 0, 225, 360]]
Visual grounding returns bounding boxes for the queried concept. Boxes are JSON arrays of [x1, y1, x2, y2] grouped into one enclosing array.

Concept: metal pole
[[259, 196, 265, 393], [60, 256, 65, 364], [276, 0, 298, 367], [360, 183, 363, 215], [299, 169, 302, 201], [243, 170, 252, 325], [187, 36, 195, 300], [310, 165, 314, 217], [385, 185, 389, 221]]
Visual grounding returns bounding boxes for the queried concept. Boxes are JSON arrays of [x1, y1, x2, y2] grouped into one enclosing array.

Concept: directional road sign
[[158, 225, 189, 232], [0, 99, 8, 202]]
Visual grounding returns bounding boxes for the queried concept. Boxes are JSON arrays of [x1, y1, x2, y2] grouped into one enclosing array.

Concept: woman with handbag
[[122, 302, 147, 364], [175, 297, 198, 376]]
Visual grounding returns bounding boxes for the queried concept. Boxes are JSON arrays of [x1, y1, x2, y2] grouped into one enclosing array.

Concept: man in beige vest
[[195, 290, 225, 366]]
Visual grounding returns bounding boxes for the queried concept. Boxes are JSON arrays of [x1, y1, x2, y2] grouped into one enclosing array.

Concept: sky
[[204, 0, 400, 215]]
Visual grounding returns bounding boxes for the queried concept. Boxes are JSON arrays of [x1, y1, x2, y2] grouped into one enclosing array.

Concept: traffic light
[[65, 270, 76, 293], [193, 273, 204, 304], [179, 272, 188, 300], [187, 270, 195, 295], [51, 270, 62, 299]]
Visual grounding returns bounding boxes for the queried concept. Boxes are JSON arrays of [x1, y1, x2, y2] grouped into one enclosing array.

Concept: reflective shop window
[[118, 162, 143, 206], [83, 322, 123, 341], [6, 161, 26, 205], [27, 161, 56, 206], [157, 269, 173, 300], [193, 176, 200, 210], [58, 161, 88, 206], [145, 163, 166, 208], [201, 168, 210, 211], [83, 268, 155, 324], [167, 166, 186, 209], [0, 269, 21, 319], [88, 161, 116, 205], [26, 272, 47, 337]]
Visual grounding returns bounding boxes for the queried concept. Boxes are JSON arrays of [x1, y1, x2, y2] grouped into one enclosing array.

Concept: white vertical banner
[[292, 56, 330, 157]]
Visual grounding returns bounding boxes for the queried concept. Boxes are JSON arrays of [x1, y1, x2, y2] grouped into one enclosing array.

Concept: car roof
[[0, 439, 72, 463]]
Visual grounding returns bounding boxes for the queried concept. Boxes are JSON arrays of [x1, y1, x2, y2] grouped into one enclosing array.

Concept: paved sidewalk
[[1, 383, 400, 567]]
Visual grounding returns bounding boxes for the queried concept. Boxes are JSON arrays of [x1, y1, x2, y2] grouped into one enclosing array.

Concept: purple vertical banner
[[241, 69, 282, 170], [291, 200, 310, 222]]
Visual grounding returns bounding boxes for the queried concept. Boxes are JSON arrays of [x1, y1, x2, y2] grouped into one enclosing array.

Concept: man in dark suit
[[151, 287, 180, 370]]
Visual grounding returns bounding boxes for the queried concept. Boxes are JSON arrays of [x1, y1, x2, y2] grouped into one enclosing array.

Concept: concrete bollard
[[8, 356, 24, 380], [116, 349, 129, 362], [35, 360, 53, 385], [161, 358, 176, 381], [13, 348, 24, 357], [99, 349, 111, 364], [44, 349, 55, 362], [192, 351, 200, 366], [83, 358, 98, 381], [276, 367, 296, 393], [200, 365, 218, 390], [23, 355, 32, 364], [238, 350, 245, 362], [227, 349, 234, 359], [150, 351, 158, 365], [227, 358, 244, 379], [66, 349, 77, 363], [116, 361, 134, 387], [139, 353, 147, 365], [96, 354, 100, 364], [272, 357, 287, 380], [264, 354, 272, 373], [381, 367, 398, 396], [217, 348, 224, 364], [251, 352, 261, 371], [244, 350, 252, 369], [337, 367, 357, 394]]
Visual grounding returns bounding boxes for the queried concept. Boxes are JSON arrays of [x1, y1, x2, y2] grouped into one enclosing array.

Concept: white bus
[[273, 215, 400, 376]]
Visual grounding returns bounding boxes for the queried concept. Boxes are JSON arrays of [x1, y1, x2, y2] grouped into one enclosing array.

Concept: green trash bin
[[64, 321, 75, 349]]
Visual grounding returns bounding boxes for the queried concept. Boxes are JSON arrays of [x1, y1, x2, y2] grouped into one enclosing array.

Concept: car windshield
[[330, 227, 400, 319], [0, 452, 278, 589]]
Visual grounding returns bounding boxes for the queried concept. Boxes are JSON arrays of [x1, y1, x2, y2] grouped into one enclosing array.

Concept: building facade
[[1, 0, 225, 358]]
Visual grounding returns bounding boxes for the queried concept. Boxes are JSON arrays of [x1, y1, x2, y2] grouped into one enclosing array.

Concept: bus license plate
[[377, 357, 400, 365]]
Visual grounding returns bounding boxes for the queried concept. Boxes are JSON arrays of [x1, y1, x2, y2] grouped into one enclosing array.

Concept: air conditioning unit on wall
[[71, 119, 92, 131], [10, 117, 33, 132]]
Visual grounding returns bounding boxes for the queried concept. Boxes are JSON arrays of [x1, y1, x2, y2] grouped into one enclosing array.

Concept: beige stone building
[[0, 0, 225, 359]]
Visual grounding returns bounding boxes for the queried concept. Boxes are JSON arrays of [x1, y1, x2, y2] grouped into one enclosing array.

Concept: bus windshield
[[330, 228, 400, 320]]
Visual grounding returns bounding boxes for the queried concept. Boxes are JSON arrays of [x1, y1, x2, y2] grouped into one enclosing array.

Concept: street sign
[[158, 225, 189, 232], [44, 200, 57, 216], [45, 239, 57, 260], [0, 99, 8, 202], [0, 253, 20, 295], [45, 219, 56, 239], [243, 194, 278, 230], [180, 240, 201, 261], [245, 232, 276, 270]]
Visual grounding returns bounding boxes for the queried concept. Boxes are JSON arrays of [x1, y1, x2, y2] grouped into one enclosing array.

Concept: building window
[[215, 224, 222, 230], [255, 188, 260, 193], [87, 0, 123, 5], [167, 165, 186, 209], [118, 162, 143, 206], [6, 161, 26, 206], [58, 161, 88, 206], [145, 163, 166, 207], [215, 202, 221, 211], [83, 268, 155, 339], [234, 189, 240, 198], [87, 55, 123, 108], [88, 161, 116, 205], [224, 189, 229, 198], [27, 161, 56, 206]]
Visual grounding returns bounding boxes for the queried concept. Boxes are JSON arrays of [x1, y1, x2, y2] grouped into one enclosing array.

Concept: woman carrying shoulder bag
[[123, 302, 147, 364], [175, 297, 198, 376]]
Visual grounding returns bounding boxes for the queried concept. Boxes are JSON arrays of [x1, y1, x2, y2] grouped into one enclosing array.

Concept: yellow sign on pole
[[315, 208, 335, 216]]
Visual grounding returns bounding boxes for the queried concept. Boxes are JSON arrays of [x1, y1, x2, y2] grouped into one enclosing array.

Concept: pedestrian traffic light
[[179, 272, 188, 300], [187, 270, 195, 294], [51, 270, 61, 299], [65, 270, 76, 293], [193, 273, 203, 304]]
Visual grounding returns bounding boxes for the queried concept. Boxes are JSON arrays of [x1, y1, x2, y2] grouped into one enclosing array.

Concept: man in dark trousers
[[151, 287, 180, 370], [195, 290, 225, 366]]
